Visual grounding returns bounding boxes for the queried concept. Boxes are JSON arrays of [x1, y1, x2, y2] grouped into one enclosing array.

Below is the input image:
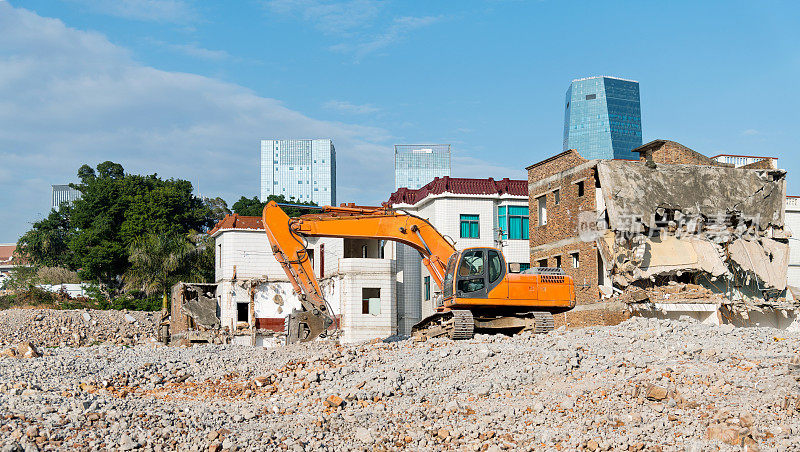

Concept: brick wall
[[528, 150, 602, 305], [635, 140, 729, 167]]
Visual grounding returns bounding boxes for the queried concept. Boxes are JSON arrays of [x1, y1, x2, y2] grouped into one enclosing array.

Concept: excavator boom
[[262, 201, 456, 343]]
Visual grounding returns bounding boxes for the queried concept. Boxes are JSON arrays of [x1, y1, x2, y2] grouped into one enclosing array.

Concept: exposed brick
[[633, 140, 729, 167]]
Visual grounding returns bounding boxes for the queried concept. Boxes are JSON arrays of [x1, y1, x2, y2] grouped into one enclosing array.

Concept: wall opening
[[362, 288, 381, 315], [236, 302, 248, 323]]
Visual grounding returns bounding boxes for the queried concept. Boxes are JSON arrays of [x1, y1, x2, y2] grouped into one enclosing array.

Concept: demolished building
[[527, 140, 798, 329]]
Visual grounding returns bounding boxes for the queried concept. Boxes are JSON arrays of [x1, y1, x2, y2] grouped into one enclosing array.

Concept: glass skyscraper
[[260, 139, 336, 206], [563, 76, 642, 160], [394, 144, 451, 190]]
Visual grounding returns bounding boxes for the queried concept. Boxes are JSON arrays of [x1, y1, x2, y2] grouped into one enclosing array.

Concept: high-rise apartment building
[[51, 184, 81, 209], [394, 144, 451, 190], [563, 76, 642, 160], [260, 139, 336, 206]]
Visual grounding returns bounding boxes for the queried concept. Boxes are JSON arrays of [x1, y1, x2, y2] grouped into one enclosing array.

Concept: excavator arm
[[262, 201, 456, 344]]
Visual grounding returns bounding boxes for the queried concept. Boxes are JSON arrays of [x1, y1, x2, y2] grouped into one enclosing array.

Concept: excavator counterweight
[[262, 201, 575, 344]]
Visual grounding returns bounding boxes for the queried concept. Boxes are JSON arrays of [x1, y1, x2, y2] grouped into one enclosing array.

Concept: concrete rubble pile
[[2, 317, 799, 451], [592, 160, 798, 324], [0, 309, 157, 348]]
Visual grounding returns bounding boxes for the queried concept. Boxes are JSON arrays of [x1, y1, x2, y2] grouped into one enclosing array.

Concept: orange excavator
[[262, 201, 575, 344]]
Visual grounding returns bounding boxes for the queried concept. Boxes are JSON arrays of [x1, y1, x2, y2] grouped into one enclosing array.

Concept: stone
[[324, 395, 344, 407], [16, 342, 41, 359], [437, 428, 450, 440], [124, 313, 136, 323], [82, 312, 91, 322], [354, 427, 374, 443], [644, 384, 667, 401]]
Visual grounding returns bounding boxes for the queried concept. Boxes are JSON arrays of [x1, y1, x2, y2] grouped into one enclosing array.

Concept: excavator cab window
[[457, 249, 486, 294], [442, 254, 458, 299]]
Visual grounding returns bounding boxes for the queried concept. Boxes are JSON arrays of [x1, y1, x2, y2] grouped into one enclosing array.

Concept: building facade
[[388, 177, 531, 332], [51, 184, 81, 209], [563, 76, 642, 160], [394, 144, 451, 190], [786, 196, 800, 293], [260, 139, 336, 206]]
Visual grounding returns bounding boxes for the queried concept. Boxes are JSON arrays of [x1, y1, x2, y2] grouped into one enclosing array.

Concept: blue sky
[[1, 0, 799, 242]]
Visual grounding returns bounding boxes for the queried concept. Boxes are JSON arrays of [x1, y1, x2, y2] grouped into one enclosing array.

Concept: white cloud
[[330, 15, 442, 59], [264, 0, 382, 34], [63, 0, 198, 23], [0, 3, 396, 241], [323, 100, 380, 114], [742, 128, 760, 136], [148, 39, 233, 61]]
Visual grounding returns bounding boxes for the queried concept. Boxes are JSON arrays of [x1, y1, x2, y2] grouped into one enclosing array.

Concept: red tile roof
[[208, 214, 264, 236], [387, 177, 527, 206], [0, 244, 19, 265]]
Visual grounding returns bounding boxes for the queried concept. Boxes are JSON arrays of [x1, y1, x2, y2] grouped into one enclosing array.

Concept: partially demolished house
[[527, 140, 798, 329], [206, 214, 398, 345]]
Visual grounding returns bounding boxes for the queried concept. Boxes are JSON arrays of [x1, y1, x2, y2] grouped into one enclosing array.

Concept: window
[[537, 258, 548, 268], [362, 288, 381, 315], [457, 250, 485, 293], [488, 250, 503, 283], [554, 255, 562, 268], [508, 206, 529, 239], [571, 252, 580, 268], [519, 263, 530, 272], [236, 302, 248, 323], [585, 94, 596, 100], [218, 244, 222, 268], [497, 206, 506, 239], [577, 181, 585, 197], [460, 214, 479, 238], [553, 189, 560, 205], [298, 180, 303, 184], [537, 196, 547, 226], [424, 276, 431, 301]]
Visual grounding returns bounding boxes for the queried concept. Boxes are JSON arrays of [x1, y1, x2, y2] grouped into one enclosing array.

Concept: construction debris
[[1, 316, 799, 450], [589, 160, 797, 326]]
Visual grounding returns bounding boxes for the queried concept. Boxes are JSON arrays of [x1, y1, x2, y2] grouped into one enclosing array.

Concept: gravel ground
[[0, 309, 158, 348], [1, 316, 799, 451]]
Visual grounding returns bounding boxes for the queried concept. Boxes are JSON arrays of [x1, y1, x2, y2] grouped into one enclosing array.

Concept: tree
[[231, 195, 317, 218], [68, 161, 213, 286], [124, 233, 195, 311], [16, 205, 76, 269], [203, 197, 231, 221]]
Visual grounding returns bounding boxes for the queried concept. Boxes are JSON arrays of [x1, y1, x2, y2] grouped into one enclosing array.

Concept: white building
[[786, 196, 800, 293], [711, 154, 778, 169], [388, 177, 532, 332], [51, 184, 81, 209], [260, 139, 336, 206], [209, 214, 396, 344]]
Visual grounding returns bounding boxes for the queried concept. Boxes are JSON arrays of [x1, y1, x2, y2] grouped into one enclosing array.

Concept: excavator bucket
[[284, 309, 332, 345]]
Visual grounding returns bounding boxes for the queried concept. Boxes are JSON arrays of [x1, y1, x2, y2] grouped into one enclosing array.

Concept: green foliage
[[36, 267, 81, 285], [66, 161, 213, 285], [16, 206, 76, 269], [203, 197, 231, 221], [124, 232, 197, 311], [231, 194, 317, 217]]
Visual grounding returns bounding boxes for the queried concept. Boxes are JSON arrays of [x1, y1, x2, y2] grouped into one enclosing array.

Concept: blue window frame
[[498, 206, 529, 240], [460, 214, 479, 238]]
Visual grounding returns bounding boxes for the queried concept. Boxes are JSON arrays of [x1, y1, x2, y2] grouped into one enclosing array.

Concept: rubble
[[0, 308, 157, 347], [1, 317, 799, 450]]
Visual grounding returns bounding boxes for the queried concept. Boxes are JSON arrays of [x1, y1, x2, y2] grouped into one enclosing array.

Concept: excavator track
[[529, 311, 555, 334], [411, 310, 474, 340]]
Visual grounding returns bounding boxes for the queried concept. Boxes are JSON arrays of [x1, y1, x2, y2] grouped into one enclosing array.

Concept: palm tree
[[124, 233, 195, 311]]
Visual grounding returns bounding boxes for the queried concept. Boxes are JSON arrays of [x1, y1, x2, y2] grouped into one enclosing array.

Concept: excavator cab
[[441, 248, 506, 302]]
